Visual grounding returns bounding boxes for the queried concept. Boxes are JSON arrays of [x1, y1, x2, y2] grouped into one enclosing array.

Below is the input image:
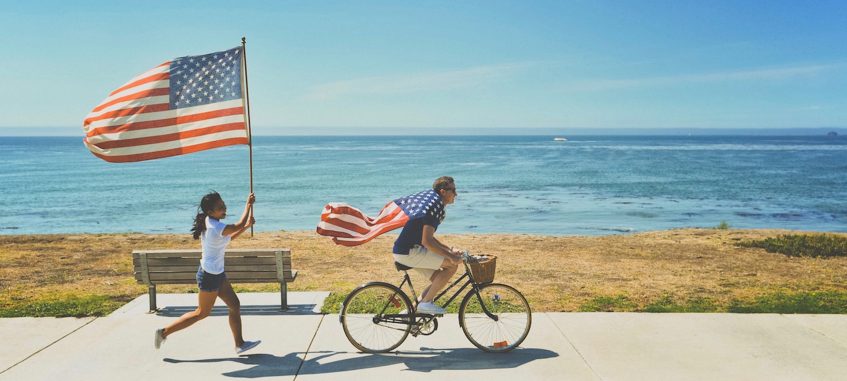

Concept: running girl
[[154, 191, 260, 354]]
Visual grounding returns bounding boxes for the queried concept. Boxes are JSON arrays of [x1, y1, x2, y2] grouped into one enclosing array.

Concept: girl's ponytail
[[191, 211, 207, 240], [191, 191, 222, 240]]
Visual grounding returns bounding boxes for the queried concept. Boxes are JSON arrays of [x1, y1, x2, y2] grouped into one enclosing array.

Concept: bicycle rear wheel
[[459, 283, 532, 352], [340, 282, 413, 353]]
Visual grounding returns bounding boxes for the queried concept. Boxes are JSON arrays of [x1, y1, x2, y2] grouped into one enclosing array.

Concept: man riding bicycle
[[322, 176, 533, 353], [391, 176, 463, 315]]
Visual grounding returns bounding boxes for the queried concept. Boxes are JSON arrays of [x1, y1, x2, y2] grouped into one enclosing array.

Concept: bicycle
[[339, 252, 532, 353]]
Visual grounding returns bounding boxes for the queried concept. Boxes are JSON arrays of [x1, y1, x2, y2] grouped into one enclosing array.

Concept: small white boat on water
[[553, 137, 568, 142]]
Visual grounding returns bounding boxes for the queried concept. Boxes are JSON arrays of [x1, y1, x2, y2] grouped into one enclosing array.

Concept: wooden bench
[[132, 248, 297, 312]]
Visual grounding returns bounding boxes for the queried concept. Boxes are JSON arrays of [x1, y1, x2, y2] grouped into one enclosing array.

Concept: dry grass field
[[1, 229, 846, 316]]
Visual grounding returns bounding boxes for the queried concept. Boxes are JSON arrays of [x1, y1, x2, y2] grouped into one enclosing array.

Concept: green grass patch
[[575, 292, 847, 313], [579, 294, 636, 312], [320, 291, 347, 314], [739, 234, 847, 258], [715, 221, 730, 230], [0, 294, 128, 317], [728, 291, 847, 314], [639, 295, 719, 313]]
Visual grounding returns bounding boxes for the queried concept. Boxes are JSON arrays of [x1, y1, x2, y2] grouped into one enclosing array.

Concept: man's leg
[[420, 258, 458, 303], [419, 285, 431, 303]]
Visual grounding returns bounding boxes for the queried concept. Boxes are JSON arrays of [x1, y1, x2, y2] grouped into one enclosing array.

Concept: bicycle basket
[[468, 255, 497, 284]]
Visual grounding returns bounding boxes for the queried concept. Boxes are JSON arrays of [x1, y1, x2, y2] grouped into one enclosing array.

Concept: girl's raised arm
[[223, 193, 255, 237]]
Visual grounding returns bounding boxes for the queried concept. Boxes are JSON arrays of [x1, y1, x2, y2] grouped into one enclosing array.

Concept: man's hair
[[432, 176, 455, 191]]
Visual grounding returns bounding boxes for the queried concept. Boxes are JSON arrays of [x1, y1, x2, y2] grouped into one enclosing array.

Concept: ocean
[[1, 135, 845, 235]]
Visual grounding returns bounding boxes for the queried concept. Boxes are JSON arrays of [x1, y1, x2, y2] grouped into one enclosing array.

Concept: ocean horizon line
[[1, 126, 845, 137]]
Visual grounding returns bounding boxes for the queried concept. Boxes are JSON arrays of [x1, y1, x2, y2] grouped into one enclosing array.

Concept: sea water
[[0, 135, 845, 235]]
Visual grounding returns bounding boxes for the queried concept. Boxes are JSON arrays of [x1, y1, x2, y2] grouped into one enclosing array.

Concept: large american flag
[[317, 189, 446, 246], [83, 47, 248, 163]]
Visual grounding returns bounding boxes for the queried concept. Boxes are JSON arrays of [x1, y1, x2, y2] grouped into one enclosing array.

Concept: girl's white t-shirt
[[200, 216, 231, 274]]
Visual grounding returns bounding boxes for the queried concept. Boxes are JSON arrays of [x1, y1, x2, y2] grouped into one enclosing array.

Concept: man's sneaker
[[236, 340, 261, 354], [154, 328, 166, 349], [416, 302, 445, 315]]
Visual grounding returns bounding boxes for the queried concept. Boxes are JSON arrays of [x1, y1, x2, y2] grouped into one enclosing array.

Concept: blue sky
[[1, 0, 845, 134]]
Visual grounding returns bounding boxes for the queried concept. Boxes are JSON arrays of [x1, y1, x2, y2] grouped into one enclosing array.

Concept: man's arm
[[420, 225, 462, 264]]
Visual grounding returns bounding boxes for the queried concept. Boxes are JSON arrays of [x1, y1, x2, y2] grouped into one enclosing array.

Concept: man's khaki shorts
[[393, 245, 444, 279]]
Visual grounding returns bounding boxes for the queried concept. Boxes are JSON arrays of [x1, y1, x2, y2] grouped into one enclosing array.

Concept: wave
[[579, 226, 636, 233]]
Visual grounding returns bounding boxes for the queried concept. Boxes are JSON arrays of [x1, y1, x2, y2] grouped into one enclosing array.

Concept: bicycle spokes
[[459, 283, 532, 352], [341, 283, 413, 353]]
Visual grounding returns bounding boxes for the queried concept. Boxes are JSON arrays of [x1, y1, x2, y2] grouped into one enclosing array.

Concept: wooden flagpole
[[241, 36, 255, 237]]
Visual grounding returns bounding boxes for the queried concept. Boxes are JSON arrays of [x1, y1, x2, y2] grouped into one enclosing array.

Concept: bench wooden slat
[[136, 248, 286, 255], [137, 271, 296, 281], [142, 270, 297, 285], [135, 264, 286, 273], [133, 268, 296, 278], [134, 257, 283, 267], [132, 251, 290, 260], [146, 271, 278, 281], [137, 253, 280, 259]]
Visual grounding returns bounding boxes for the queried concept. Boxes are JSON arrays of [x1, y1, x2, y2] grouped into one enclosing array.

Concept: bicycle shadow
[[163, 347, 559, 378]]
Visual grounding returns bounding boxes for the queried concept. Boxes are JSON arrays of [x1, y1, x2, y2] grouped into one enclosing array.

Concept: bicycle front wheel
[[340, 282, 413, 353], [459, 283, 532, 352]]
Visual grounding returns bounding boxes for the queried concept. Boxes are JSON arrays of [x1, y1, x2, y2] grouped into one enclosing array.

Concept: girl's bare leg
[[162, 289, 218, 338], [217, 279, 245, 347]]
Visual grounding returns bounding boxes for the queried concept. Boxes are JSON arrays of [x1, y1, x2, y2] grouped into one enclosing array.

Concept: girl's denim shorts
[[196, 266, 227, 292]]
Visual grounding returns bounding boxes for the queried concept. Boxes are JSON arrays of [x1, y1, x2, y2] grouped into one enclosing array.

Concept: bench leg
[[148, 284, 158, 313], [280, 282, 288, 311]]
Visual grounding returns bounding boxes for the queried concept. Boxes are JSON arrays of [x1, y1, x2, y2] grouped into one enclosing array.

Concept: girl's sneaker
[[154, 328, 166, 349], [236, 340, 261, 354]]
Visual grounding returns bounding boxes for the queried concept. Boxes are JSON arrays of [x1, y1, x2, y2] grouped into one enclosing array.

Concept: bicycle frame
[[341, 255, 530, 353], [394, 259, 499, 321]]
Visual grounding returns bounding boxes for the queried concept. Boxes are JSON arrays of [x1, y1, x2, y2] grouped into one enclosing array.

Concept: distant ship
[[553, 137, 568, 142], [827, 131, 838, 137]]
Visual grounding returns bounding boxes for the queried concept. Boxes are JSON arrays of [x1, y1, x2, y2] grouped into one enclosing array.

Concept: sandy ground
[[1, 229, 846, 313]]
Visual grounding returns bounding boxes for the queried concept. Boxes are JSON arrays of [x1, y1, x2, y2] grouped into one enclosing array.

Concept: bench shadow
[[164, 347, 559, 378], [156, 304, 318, 317]]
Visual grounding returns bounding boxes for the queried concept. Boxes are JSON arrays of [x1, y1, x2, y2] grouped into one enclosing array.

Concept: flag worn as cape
[[317, 189, 445, 246]]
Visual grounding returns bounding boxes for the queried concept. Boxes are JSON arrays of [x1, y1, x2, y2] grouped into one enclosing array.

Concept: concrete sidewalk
[[1, 292, 846, 381]]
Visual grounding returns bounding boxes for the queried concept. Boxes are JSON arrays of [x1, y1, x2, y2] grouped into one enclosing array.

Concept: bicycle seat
[[394, 262, 413, 271]]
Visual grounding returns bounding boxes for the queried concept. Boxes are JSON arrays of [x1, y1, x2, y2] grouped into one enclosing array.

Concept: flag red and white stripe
[[317, 201, 411, 246], [83, 48, 248, 163]]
